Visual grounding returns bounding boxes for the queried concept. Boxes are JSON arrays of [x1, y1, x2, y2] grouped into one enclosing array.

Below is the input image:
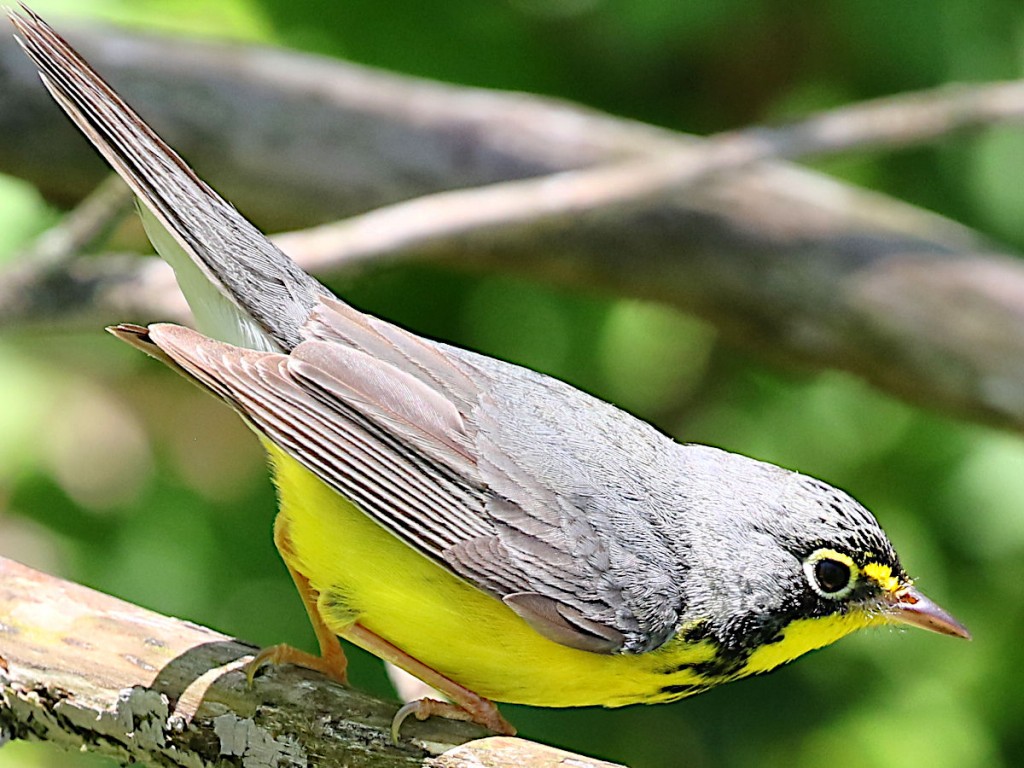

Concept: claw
[[390, 697, 516, 743]]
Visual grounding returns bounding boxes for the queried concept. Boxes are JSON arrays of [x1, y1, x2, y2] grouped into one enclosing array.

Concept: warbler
[[12, 7, 969, 738]]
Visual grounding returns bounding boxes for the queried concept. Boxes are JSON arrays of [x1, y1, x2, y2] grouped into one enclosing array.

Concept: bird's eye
[[814, 559, 850, 593], [804, 549, 858, 599]]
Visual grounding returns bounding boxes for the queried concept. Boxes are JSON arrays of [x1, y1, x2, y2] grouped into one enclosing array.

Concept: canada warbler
[[11, 7, 970, 738]]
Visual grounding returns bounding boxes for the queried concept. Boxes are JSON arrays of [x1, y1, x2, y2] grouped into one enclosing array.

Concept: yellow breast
[[264, 441, 880, 708]]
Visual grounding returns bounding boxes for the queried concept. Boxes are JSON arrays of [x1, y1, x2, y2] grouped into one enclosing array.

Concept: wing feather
[[303, 299, 481, 412], [149, 324, 490, 557]]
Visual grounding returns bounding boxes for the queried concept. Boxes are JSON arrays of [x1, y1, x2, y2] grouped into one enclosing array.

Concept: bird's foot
[[391, 696, 516, 743], [246, 642, 349, 687]]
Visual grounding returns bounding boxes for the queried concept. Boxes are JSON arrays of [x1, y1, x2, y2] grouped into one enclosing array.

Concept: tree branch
[[0, 557, 623, 768], [5, 25, 1024, 432], [0, 23, 679, 227], [279, 77, 1024, 276]]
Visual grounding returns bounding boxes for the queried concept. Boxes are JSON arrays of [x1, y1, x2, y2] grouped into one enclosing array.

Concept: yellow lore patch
[[863, 562, 902, 593]]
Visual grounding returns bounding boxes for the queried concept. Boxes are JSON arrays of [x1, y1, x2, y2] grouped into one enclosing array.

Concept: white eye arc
[[804, 549, 858, 600]]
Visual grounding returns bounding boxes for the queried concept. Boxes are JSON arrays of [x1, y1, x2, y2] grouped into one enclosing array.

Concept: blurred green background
[[2, 1, 1023, 767]]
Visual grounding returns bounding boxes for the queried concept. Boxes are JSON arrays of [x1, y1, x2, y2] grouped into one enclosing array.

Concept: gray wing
[[304, 298, 690, 653], [448, 344, 690, 654], [121, 309, 688, 655]]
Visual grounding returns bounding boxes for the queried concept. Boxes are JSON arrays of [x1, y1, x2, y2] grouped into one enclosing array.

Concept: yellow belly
[[264, 440, 879, 708]]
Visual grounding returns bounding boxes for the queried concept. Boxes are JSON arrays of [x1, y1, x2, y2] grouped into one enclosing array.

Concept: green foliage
[[3, 1, 1024, 767]]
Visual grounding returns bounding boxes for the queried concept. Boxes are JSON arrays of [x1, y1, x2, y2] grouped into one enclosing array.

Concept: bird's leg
[[341, 622, 516, 740], [247, 514, 349, 686], [251, 514, 513, 738]]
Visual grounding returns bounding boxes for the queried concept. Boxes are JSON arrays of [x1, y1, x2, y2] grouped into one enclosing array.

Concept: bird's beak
[[883, 586, 971, 640]]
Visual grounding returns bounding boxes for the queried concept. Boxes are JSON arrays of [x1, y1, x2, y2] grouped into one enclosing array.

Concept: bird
[[10, 5, 970, 740]]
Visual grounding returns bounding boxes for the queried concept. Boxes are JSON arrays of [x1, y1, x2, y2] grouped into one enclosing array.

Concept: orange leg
[[341, 622, 516, 740], [247, 515, 349, 686], [252, 514, 513, 740]]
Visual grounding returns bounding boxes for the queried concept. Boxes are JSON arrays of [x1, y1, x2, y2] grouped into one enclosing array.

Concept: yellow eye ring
[[804, 549, 859, 599]]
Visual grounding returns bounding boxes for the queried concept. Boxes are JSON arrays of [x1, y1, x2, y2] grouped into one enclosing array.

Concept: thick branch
[[5, 25, 1024, 431], [0, 558, 622, 768]]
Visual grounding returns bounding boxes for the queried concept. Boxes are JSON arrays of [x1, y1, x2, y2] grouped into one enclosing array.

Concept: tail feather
[[10, 6, 331, 351]]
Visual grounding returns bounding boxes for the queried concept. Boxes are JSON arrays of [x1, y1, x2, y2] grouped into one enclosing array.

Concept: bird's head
[[674, 447, 969, 679]]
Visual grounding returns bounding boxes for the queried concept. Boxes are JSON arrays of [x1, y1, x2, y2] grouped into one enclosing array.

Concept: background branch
[[0, 557, 623, 768], [283, 77, 1024, 276], [4, 24, 1024, 434]]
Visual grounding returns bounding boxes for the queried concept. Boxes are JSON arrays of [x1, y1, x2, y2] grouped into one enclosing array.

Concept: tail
[[9, 5, 331, 351]]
